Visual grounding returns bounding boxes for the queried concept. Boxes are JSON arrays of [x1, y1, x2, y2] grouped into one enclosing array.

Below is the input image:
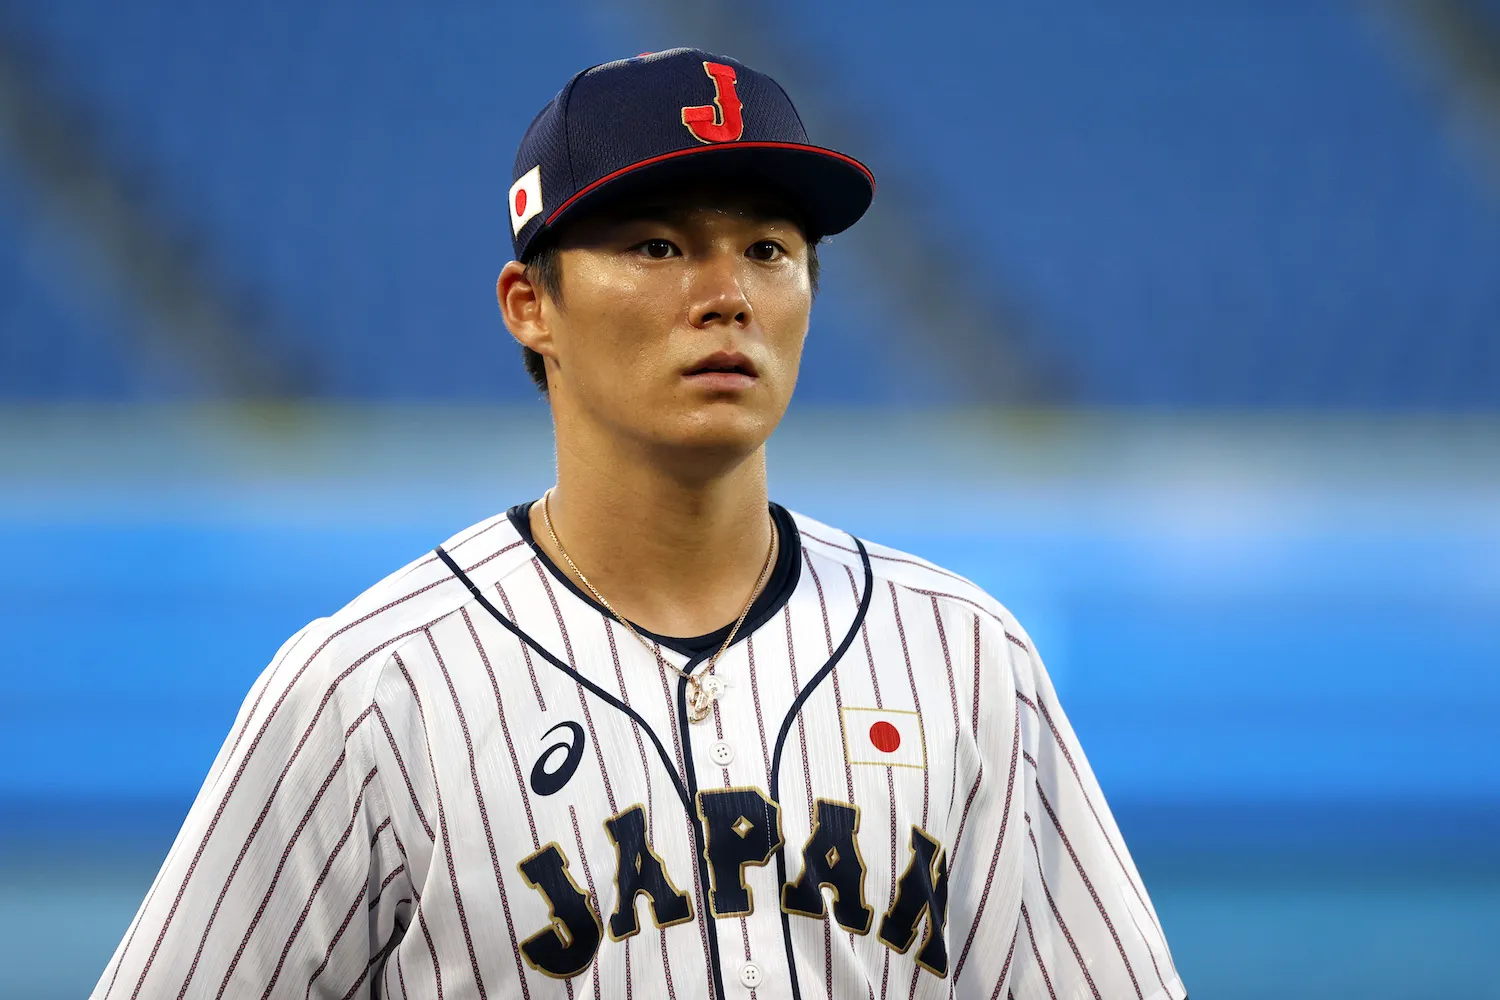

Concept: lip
[[683, 370, 758, 391], [682, 350, 759, 388]]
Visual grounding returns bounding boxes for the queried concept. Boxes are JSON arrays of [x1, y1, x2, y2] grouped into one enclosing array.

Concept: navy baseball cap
[[507, 48, 875, 261]]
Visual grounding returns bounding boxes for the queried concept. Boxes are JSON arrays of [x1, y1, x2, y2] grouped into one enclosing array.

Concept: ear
[[497, 260, 555, 359]]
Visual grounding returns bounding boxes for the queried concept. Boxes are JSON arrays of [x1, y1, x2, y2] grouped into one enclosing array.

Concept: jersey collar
[[506, 500, 803, 662]]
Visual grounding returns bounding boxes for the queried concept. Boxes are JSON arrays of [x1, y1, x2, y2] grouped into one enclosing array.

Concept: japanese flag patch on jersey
[[843, 707, 926, 769], [510, 165, 543, 234]]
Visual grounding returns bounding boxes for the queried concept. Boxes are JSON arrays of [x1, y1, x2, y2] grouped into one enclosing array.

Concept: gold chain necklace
[[540, 487, 777, 724]]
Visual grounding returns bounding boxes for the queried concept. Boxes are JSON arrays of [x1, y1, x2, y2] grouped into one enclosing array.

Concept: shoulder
[[253, 509, 539, 718], [789, 507, 1037, 659]]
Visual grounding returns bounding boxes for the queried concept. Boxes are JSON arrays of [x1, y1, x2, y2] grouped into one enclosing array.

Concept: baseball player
[[95, 48, 1185, 1000]]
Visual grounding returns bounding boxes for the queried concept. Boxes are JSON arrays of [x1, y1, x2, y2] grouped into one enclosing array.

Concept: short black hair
[[518, 235, 822, 394]]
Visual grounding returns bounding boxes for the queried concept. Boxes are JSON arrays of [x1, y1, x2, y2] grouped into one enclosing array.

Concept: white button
[[738, 962, 763, 988], [711, 741, 735, 766]]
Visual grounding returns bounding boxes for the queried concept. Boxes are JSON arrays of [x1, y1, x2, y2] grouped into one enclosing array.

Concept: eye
[[632, 238, 680, 259], [747, 240, 785, 262]]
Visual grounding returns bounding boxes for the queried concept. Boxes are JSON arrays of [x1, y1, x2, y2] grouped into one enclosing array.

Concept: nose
[[687, 255, 753, 330]]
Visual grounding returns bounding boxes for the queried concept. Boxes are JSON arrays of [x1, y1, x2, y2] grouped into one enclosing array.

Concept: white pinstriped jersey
[[94, 504, 1185, 1000]]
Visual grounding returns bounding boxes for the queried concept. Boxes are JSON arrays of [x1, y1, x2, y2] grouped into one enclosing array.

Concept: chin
[[649, 403, 778, 465]]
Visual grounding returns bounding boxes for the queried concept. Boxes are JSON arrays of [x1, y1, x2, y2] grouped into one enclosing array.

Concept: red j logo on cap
[[681, 61, 744, 144]]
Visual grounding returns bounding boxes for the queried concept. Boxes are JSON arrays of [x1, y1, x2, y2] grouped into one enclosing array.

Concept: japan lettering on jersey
[[93, 507, 1185, 1000]]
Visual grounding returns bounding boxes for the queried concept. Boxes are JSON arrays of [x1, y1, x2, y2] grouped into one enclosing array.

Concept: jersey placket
[[691, 640, 785, 999]]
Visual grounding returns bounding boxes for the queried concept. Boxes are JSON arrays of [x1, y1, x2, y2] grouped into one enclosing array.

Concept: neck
[[530, 422, 777, 639]]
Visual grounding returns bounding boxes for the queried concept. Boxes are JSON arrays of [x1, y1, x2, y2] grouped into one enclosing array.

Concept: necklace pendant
[[686, 675, 723, 724]]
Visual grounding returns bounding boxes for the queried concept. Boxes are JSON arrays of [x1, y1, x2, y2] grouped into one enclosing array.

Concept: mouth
[[683, 351, 759, 389]]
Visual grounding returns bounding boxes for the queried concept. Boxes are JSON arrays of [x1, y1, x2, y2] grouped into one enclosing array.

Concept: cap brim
[[538, 142, 874, 245]]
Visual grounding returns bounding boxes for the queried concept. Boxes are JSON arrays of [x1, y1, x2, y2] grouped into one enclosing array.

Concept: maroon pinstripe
[[803, 551, 835, 654], [708, 700, 760, 1000], [971, 626, 982, 749], [889, 583, 930, 830], [302, 880, 368, 999], [901, 586, 1034, 657], [603, 621, 656, 819], [533, 561, 574, 662], [256, 767, 379, 1000], [736, 630, 775, 998], [846, 566, 894, 1000], [654, 651, 715, 984], [366, 814, 396, 902], [711, 704, 732, 788], [495, 579, 547, 712], [781, 602, 833, 1000], [332, 929, 381, 1000], [400, 522, 515, 582], [135, 601, 443, 1000], [335, 907, 398, 1000], [602, 621, 677, 1000], [182, 710, 370, 999], [803, 553, 855, 807], [1122, 890, 1173, 995], [380, 921, 397, 1000], [536, 570, 621, 818], [890, 585, 931, 1000], [375, 706, 435, 840], [937, 604, 964, 825], [396, 648, 491, 1000], [601, 625, 641, 999], [214, 624, 319, 789], [206, 752, 364, 999], [442, 520, 517, 558], [416, 908, 443, 1000], [652, 646, 694, 790], [1034, 785, 1143, 998], [473, 611, 543, 855], [951, 711, 1021, 984], [388, 825, 422, 903], [804, 552, 875, 1000], [947, 760, 985, 872], [101, 829, 177, 999], [1024, 824, 1101, 1000], [369, 862, 407, 911], [1019, 902, 1058, 1000], [382, 930, 399, 1000], [1016, 692, 1169, 951], [799, 531, 970, 584], [781, 606, 815, 828], [450, 608, 535, 1000], [745, 634, 773, 780], [567, 806, 605, 1000], [981, 925, 1021, 1000], [624, 918, 634, 1000], [396, 939, 410, 1000]]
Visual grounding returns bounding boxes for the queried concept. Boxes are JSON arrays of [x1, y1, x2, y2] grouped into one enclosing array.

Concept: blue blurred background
[[1, 2, 1497, 997]]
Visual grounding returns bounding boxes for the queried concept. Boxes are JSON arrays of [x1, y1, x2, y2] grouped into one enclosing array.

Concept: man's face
[[512, 183, 814, 467]]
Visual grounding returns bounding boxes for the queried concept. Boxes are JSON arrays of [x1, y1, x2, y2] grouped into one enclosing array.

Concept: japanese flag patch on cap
[[842, 707, 926, 769], [510, 165, 543, 235]]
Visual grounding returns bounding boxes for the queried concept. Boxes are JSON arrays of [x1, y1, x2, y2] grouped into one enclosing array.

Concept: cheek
[[565, 276, 675, 382], [762, 293, 812, 372]]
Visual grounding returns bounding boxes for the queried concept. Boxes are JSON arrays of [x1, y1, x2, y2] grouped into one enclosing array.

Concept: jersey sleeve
[[1004, 632, 1186, 1000], [91, 625, 402, 1000]]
